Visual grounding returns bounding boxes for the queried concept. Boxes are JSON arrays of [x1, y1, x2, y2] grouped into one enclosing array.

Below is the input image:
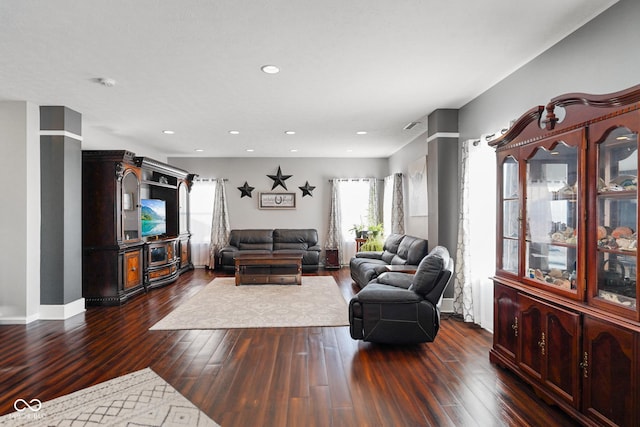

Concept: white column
[[0, 101, 41, 324]]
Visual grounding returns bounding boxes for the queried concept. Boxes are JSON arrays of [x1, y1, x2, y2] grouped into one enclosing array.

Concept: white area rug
[[150, 276, 349, 330], [0, 368, 218, 426]]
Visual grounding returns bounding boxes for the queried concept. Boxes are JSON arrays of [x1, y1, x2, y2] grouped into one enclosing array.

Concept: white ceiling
[[0, 0, 618, 158]]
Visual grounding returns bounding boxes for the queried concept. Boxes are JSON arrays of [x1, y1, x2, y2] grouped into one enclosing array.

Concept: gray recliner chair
[[349, 246, 454, 344]]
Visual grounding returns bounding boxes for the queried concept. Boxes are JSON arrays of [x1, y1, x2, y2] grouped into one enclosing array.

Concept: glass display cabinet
[[500, 156, 519, 275], [489, 86, 640, 427], [590, 114, 639, 319], [523, 131, 582, 300]]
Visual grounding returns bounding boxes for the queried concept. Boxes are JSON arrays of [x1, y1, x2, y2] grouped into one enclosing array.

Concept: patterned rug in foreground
[[0, 368, 219, 427], [150, 276, 349, 330]]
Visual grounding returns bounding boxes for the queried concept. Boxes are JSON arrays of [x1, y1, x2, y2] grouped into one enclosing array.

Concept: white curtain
[[383, 173, 404, 235], [326, 178, 381, 265], [325, 179, 343, 262], [189, 178, 230, 268], [454, 138, 496, 327], [190, 179, 216, 266], [208, 178, 230, 268]]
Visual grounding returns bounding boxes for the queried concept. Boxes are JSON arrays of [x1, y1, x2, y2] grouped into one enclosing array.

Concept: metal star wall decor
[[267, 166, 292, 190], [299, 181, 316, 197], [237, 181, 255, 198]]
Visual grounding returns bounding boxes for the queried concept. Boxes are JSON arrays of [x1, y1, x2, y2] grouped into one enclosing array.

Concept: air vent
[[403, 121, 420, 130]]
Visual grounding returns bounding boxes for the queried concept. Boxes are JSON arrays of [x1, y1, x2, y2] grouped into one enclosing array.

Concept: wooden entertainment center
[[82, 151, 195, 306], [489, 85, 640, 426]]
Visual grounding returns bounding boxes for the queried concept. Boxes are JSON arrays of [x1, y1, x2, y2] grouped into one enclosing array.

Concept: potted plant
[[349, 223, 364, 238], [368, 223, 383, 238], [361, 224, 384, 251]]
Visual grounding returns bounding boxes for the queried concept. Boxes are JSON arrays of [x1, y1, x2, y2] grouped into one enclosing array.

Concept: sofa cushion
[[274, 242, 309, 250], [238, 242, 272, 251], [229, 229, 273, 247], [383, 233, 404, 253], [409, 246, 450, 296], [399, 235, 429, 265], [273, 229, 318, 247]]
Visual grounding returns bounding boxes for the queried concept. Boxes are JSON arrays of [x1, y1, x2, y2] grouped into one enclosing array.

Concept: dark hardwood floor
[[0, 268, 580, 426]]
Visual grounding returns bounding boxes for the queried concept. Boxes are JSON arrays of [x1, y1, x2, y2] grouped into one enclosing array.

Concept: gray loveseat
[[218, 229, 321, 271], [349, 233, 429, 288]]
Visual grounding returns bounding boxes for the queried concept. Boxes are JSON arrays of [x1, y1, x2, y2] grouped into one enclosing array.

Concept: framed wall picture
[[259, 192, 296, 209], [408, 156, 428, 216]]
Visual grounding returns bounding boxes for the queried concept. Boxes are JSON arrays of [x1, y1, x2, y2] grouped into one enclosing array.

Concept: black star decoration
[[237, 181, 255, 198], [267, 166, 292, 190], [299, 181, 316, 197]]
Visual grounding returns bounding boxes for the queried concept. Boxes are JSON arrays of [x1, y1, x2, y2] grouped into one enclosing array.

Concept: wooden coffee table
[[234, 253, 303, 285]]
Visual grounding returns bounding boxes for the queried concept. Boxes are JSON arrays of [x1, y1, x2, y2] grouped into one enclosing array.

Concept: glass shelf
[[525, 141, 578, 294], [594, 126, 637, 311]]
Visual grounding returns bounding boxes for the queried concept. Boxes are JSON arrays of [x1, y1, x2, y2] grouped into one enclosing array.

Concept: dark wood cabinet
[[82, 151, 194, 306], [583, 316, 637, 427], [490, 85, 640, 426], [493, 283, 518, 363], [518, 294, 580, 409]]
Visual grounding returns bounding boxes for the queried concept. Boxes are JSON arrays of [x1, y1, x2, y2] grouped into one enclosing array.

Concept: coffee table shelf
[[234, 253, 303, 286]]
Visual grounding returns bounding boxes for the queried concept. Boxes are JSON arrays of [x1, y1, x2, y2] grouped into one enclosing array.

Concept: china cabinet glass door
[[122, 170, 140, 242], [593, 122, 638, 317], [178, 182, 188, 235], [524, 132, 582, 298], [500, 155, 520, 274]]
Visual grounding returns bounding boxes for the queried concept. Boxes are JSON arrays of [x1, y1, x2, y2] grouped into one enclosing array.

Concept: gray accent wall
[[459, 0, 640, 141], [40, 107, 82, 305]]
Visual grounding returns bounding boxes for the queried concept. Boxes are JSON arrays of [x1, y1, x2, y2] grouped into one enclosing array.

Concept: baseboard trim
[[440, 297, 454, 313], [39, 299, 86, 320]]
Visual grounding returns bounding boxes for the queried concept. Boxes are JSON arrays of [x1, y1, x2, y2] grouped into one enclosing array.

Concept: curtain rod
[[194, 178, 228, 182], [328, 177, 402, 182], [327, 177, 391, 182]]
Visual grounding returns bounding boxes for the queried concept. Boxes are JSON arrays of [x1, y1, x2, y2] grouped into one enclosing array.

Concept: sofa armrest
[[373, 272, 413, 290], [219, 245, 238, 253], [355, 251, 383, 260], [308, 244, 321, 252], [354, 283, 422, 304]]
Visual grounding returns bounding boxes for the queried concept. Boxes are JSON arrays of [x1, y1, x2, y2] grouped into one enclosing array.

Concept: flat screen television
[[141, 198, 166, 237]]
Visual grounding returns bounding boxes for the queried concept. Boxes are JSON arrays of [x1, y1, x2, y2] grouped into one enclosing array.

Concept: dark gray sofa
[[349, 233, 429, 288], [349, 246, 454, 344], [218, 229, 321, 271]]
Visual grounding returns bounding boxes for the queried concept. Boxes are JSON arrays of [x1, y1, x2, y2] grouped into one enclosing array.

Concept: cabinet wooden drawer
[[124, 250, 142, 289]]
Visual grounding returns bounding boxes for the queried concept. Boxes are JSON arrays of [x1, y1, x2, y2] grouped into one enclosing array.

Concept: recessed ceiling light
[[284, 130, 296, 135], [194, 149, 204, 152], [261, 65, 280, 74], [162, 130, 175, 135], [290, 149, 298, 153], [98, 77, 116, 87], [229, 130, 240, 135], [356, 131, 368, 135], [346, 149, 353, 152], [246, 148, 255, 152]]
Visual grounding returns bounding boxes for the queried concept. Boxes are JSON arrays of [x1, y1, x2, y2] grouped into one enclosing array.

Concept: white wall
[[168, 157, 388, 254], [387, 133, 429, 239], [0, 101, 40, 324]]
